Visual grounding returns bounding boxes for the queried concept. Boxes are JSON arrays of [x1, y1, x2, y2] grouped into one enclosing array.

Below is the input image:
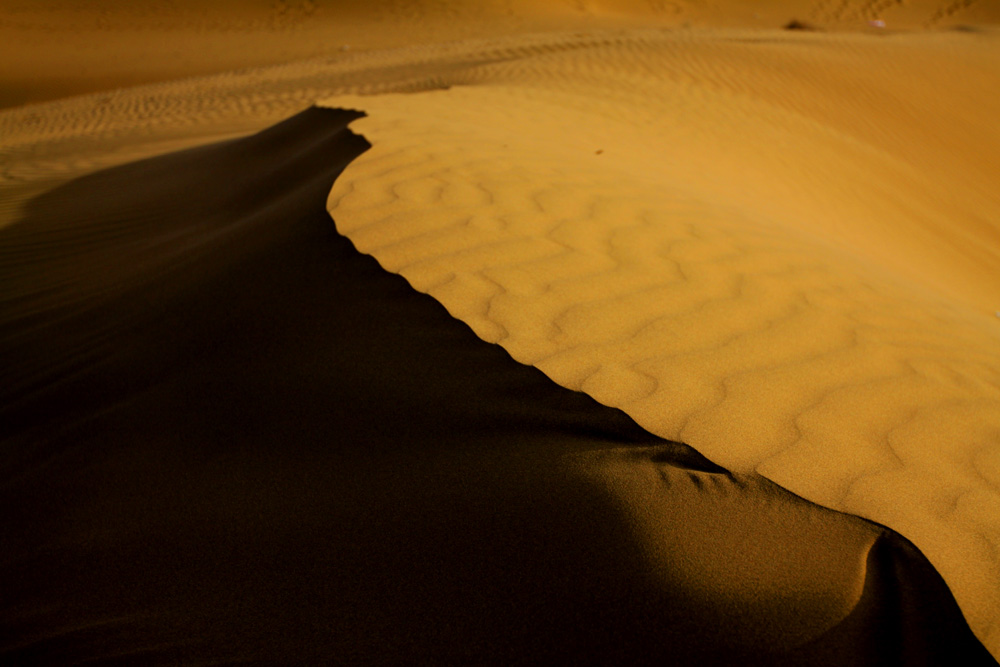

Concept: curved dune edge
[[0, 105, 994, 665], [318, 28, 1000, 653], [1, 14, 998, 660]]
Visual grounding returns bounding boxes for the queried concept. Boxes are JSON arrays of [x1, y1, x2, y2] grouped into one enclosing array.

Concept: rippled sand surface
[[2, 0, 999, 662], [321, 25, 1000, 652]]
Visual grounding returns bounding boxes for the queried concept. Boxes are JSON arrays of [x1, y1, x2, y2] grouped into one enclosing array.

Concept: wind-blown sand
[[2, 1, 1000, 664]]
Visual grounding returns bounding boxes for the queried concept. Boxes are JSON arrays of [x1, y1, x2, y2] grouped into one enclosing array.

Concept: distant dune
[[2, 0, 999, 663], [3, 0, 999, 107]]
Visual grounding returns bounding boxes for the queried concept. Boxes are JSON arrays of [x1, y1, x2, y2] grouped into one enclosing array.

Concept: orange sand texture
[[2, 0, 1000, 659]]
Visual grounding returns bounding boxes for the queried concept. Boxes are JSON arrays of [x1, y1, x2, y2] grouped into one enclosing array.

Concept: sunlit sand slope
[[4, 106, 991, 664], [320, 27, 1000, 652]]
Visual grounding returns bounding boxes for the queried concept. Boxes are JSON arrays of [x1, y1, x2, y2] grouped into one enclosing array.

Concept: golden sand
[[2, 0, 999, 661], [318, 25, 1000, 651]]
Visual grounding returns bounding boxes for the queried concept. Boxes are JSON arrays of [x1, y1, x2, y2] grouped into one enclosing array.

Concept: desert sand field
[[2, 1, 1000, 664]]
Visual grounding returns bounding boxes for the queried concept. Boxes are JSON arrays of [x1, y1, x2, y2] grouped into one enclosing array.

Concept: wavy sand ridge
[[0, 30, 638, 230], [1, 11, 998, 657], [321, 28, 1000, 651], [3, 106, 993, 664]]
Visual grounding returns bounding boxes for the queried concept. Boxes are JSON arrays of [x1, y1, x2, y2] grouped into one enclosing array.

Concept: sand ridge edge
[[0, 104, 994, 665]]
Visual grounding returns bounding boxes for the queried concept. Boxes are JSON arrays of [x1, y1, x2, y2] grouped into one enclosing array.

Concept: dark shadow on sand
[[0, 107, 993, 665]]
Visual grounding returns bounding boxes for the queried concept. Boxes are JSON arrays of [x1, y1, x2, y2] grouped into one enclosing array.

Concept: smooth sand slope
[[1, 0, 999, 663], [0, 104, 993, 665], [4, 0, 1000, 108]]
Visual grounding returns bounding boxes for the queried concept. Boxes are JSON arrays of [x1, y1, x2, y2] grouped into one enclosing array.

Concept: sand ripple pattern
[[2, 23, 999, 657], [321, 29, 1000, 654]]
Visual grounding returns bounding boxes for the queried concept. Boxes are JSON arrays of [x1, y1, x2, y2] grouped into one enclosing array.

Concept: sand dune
[[318, 26, 1000, 653], [0, 104, 993, 665], [2, 0, 1000, 663], [4, 0, 998, 107]]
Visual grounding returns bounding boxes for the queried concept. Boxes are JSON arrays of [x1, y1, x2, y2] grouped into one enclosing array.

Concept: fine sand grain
[[2, 0, 999, 663]]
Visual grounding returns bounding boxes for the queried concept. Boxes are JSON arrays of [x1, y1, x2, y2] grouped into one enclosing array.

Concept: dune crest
[[2, 0, 999, 659], [2, 104, 996, 665], [320, 26, 1000, 652]]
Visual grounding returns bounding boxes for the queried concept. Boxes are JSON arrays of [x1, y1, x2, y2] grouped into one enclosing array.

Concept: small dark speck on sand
[[784, 19, 818, 30]]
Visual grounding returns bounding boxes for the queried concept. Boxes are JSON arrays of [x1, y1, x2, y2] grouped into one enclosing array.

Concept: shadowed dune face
[[570, 445, 1000, 665], [565, 444, 876, 650], [2, 1, 999, 659], [1, 107, 993, 664]]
